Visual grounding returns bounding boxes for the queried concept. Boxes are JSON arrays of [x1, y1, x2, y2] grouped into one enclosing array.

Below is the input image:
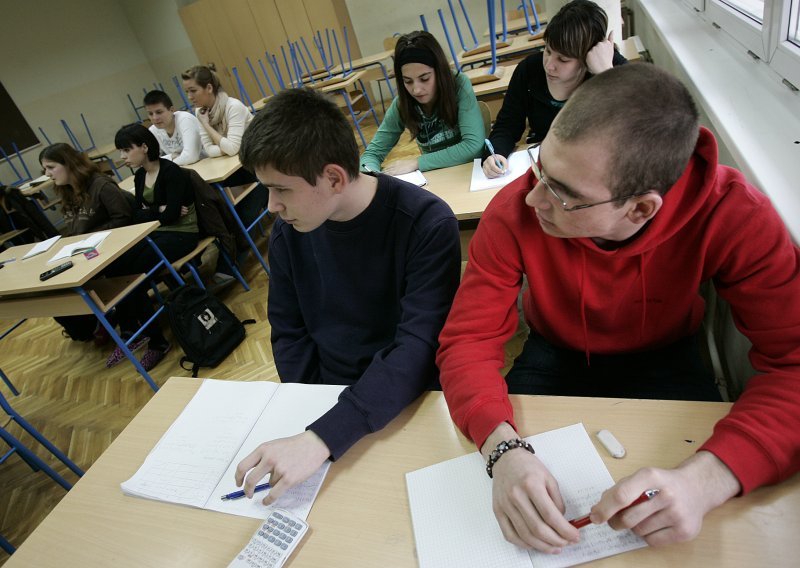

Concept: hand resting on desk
[[481, 422, 580, 553], [383, 158, 420, 176], [235, 430, 332, 505]]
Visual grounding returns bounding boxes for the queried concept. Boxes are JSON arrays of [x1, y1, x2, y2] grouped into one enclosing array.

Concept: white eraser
[[596, 429, 626, 458]]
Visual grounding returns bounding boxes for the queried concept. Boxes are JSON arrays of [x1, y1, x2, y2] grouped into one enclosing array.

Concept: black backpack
[[166, 285, 255, 377]]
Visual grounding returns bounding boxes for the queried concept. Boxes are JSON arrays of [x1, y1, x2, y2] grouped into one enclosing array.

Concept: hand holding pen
[[569, 488, 659, 528], [482, 138, 508, 179]]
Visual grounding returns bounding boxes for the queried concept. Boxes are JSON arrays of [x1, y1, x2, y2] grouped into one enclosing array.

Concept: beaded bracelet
[[486, 438, 536, 478]]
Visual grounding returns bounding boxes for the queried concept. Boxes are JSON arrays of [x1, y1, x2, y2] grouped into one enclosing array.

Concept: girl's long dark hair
[[393, 31, 459, 140], [39, 143, 102, 214]]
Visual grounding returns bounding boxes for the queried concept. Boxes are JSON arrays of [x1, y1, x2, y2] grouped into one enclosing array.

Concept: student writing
[[437, 64, 800, 552], [360, 31, 483, 175], [234, 88, 461, 504], [482, 0, 626, 178]]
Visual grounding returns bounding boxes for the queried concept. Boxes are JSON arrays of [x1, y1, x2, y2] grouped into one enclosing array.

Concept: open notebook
[[122, 379, 345, 520], [406, 423, 646, 568]]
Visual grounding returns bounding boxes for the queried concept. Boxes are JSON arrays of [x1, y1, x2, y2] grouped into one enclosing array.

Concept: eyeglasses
[[526, 145, 650, 212]]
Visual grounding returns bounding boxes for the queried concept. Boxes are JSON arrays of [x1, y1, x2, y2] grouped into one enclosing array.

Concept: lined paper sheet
[[469, 149, 534, 192], [406, 424, 646, 568], [122, 380, 344, 520]]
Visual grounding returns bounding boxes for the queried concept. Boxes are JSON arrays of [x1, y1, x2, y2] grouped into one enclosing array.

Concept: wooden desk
[[0, 222, 169, 391], [7, 377, 799, 567], [86, 142, 118, 161], [484, 14, 549, 38], [472, 63, 518, 98], [424, 162, 502, 221], [460, 34, 545, 67]]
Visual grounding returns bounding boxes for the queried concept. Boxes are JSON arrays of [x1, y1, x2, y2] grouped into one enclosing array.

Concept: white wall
[[0, 0, 197, 185]]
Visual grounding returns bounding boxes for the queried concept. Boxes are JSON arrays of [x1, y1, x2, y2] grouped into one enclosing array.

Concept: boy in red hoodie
[[437, 64, 800, 554]]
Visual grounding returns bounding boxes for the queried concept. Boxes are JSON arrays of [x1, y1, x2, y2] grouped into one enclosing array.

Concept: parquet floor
[[0, 118, 526, 563]]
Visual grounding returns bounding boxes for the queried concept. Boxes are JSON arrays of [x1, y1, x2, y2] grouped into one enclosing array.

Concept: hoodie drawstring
[[580, 248, 590, 365], [639, 253, 647, 338]]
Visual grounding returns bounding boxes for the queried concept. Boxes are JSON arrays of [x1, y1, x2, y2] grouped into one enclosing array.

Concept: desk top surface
[[472, 62, 518, 97], [460, 34, 544, 66], [424, 162, 503, 220], [0, 221, 158, 295], [7, 376, 799, 567], [119, 155, 243, 189]]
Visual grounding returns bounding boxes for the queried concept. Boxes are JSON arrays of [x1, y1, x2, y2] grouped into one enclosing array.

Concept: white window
[[700, 0, 800, 88]]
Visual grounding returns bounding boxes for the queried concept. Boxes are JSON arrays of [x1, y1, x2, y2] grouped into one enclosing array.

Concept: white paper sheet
[[470, 148, 535, 192], [121, 379, 345, 520], [392, 170, 428, 186], [406, 424, 646, 568], [22, 235, 61, 260]]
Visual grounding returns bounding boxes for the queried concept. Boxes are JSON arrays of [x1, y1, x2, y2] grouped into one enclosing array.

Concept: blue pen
[[484, 139, 505, 174], [220, 482, 271, 501]]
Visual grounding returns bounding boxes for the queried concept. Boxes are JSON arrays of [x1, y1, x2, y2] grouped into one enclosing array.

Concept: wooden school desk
[[0, 222, 178, 392], [460, 34, 545, 67], [8, 376, 798, 567], [118, 155, 271, 277], [424, 161, 503, 221]]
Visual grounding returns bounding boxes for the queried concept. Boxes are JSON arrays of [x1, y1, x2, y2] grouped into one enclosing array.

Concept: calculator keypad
[[227, 509, 308, 568]]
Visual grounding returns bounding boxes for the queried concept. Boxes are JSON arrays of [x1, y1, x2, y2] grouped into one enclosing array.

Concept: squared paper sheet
[[469, 149, 534, 192], [406, 424, 646, 568], [121, 379, 344, 520]]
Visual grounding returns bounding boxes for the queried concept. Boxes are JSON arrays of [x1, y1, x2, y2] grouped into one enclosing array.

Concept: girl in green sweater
[[360, 31, 484, 174]]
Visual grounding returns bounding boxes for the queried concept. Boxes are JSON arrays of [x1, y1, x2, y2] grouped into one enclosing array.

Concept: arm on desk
[[172, 114, 203, 166], [359, 98, 404, 172]]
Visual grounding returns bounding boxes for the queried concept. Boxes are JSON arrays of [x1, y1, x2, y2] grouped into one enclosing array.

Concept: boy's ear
[[323, 164, 348, 194], [626, 191, 662, 225]]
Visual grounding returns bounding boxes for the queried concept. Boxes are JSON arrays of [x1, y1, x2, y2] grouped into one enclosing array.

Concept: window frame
[[695, 0, 800, 88]]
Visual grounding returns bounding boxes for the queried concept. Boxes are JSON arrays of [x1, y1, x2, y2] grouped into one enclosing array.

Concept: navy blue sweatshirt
[[267, 174, 461, 459]]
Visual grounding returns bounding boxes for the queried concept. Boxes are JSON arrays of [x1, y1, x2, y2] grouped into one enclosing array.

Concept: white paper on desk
[[470, 148, 534, 192], [121, 379, 344, 520], [406, 423, 646, 568], [392, 169, 428, 186], [19, 175, 50, 190], [48, 230, 110, 263], [22, 235, 61, 260]]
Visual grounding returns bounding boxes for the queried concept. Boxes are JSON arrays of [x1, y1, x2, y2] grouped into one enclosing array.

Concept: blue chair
[[0, 389, 84, 490], [172, 75, 193, 111], [0, 143, 33, 186], [0, 532, 15, 556], [231, 66, 255, 112]]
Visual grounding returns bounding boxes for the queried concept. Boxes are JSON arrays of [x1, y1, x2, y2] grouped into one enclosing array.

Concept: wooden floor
[[0, 118, 526, 563]]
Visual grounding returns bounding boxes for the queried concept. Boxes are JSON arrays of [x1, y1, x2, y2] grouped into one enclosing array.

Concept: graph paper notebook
[[406, 423, 646, 568], [122, 379, 344, 520]]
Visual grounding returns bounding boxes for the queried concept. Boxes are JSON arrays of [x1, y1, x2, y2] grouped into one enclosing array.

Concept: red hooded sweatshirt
[[437, 128, 800, 494]]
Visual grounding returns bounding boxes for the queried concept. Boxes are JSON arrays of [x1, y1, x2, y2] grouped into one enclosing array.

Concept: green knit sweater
[[360, 72, 484, 172]]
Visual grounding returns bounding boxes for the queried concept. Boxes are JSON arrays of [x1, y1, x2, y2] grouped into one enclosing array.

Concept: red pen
[[569, 488, 660, 529]]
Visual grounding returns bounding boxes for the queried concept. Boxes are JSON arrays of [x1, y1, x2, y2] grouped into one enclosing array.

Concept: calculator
[[227, 509, 309, 568]]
